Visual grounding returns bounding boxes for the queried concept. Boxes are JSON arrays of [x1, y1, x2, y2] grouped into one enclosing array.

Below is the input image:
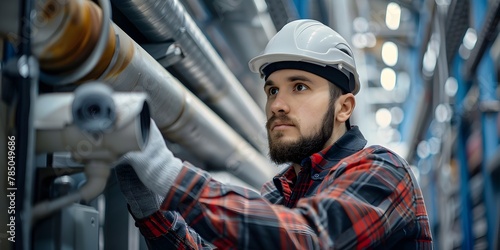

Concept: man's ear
[[336, 93, 355, 123]]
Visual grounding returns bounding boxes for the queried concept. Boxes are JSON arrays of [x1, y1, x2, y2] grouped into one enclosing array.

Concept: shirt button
[[313, 174, 320, 179]]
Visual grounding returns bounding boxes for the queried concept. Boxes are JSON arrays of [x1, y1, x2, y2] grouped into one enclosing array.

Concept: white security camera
[[35, 82, 150, 162], [32, 82, 151, 222]]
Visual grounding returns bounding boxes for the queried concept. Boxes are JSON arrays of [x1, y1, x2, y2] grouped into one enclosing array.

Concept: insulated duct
[[264, 0, 300, 31], [180, 0, 275, 110], [110, 0, 269, 154], [31, 0, 276, 188]]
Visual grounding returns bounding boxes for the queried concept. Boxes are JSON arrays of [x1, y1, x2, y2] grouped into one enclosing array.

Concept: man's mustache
[[266, 114, 296, 130]]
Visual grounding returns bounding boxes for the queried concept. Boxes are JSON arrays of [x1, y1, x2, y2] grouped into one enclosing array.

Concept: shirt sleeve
[[303, 147, 432, 249], [140, 148, 431, 249], [134, 209, 215, 249]]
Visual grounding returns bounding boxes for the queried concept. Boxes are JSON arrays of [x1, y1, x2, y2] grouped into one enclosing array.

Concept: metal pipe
[[38, 0, 112, 85], [32, 0, 276, 188], [11, 0, 39, 247], [180, 0, 269, 110], [417, 0, 437, 75], [464, 0, 500, 80], [31, 161, 111, 224], [264, 0, 300, 31], [110, 0, 269, 154]]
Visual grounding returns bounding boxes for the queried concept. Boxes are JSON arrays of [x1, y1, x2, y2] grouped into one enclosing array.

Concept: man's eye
[[295, 84, 308, 91], [268, 88, 279, 96]]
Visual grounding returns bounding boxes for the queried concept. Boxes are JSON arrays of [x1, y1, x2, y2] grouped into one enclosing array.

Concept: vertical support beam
[[454, 57, 474, 250], [15, 56, 38, 250], [293, 0, 309, 18], [399, 1, 427, 161], [2, 0, 40, 246], [104, 174, 141, 250], [477, 53, 498, 250], [325, 0, 352, 40], [420, 154, 439, 240], [471, 0, 499, 249]]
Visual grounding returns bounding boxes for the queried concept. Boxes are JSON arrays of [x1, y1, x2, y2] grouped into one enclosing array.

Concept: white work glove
[[115, 164, 165, 218], [115, 120, 183, 217]]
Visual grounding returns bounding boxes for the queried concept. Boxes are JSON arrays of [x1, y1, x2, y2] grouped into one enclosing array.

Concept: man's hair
[[328, 82, 343, 106], [328, 82, 352, 129]]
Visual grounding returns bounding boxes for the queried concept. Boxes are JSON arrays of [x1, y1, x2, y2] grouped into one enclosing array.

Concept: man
[[116, 19, 433, 249]]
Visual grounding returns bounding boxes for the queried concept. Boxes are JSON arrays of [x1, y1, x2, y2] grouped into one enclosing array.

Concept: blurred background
[[0, 0, 499, 249]]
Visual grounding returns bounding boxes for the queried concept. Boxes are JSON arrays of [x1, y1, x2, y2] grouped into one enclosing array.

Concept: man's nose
[[269, 93, 290, 115]]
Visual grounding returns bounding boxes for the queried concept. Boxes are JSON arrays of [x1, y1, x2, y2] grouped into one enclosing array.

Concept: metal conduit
[[110, 0, 269, 154], [31, 0, 276, 188], [180, 0, 270, 111]]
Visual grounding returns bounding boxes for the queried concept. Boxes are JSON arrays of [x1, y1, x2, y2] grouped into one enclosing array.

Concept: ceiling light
[[445, 77, 458, 97], [417, 140, 430, 159], [390, 106, 404, 125], [352, 33, 368, 48], [435, 104, 452, 122], [463, 28, 477, 50], [375, 108, 392, 128], [385, 2, 401, 30], [380, 67, 396, 91], [353, 17, 369, 33], [422, 50, 437, 73], [381, 41, 398, 66]]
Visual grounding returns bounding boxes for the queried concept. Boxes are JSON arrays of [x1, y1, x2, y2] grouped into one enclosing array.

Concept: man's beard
[[266, 105, 335, 165]]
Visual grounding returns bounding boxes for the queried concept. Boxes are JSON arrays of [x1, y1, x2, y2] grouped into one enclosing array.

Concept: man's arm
[[116, 163, 215, 249], [148, 147, 431, 249], [118, 122, 431, 249], [135, 210, 214, 249]]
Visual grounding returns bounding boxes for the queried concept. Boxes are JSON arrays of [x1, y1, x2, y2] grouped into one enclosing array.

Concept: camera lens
[[72, 82, 116, 133], [87, 105, 101, 117]]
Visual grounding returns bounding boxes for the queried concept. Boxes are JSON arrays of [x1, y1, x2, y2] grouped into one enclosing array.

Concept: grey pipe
[[31, 0, 276, 188], [111, 0, 269, 154], [106, 25, 276, 188]]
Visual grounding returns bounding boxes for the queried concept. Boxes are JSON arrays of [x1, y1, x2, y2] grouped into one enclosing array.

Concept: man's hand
[[115, 164, 164, 218], [115, 120, 183, 215]]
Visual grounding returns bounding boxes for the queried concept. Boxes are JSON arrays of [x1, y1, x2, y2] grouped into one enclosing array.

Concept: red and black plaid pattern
[[136, 127, 433, 249]]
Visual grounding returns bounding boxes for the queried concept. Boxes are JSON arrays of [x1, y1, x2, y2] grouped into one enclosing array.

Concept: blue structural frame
[[399, 9, 425, 145], [454, 57, 474, 249], [471, 0, 499, 249], [477, 52, 498, 250], [451, 0, 499, 249], [416, 134, 439, 244], [293, 0, 310, 19], [477, 56, 498, 250]]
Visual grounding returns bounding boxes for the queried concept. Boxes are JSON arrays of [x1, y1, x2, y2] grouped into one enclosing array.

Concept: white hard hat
[[249, 19, 360, 95]]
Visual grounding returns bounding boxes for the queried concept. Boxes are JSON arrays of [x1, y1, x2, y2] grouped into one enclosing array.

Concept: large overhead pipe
[[31, 0, 276, 188], [180, 0, 273, 110], [264, 0, 300, 31], [109, 0, 268, 154]]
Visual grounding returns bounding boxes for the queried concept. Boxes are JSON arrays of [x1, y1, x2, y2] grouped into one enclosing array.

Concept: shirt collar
[[273, 126, 367, 186], [303, 126, 367, 180]]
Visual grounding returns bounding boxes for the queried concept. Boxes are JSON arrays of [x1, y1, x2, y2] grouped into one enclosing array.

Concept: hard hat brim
[[249, 53, 360, 95]]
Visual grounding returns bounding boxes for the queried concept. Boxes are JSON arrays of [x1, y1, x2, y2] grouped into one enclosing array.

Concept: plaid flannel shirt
[[134, 126, 433, 249]]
